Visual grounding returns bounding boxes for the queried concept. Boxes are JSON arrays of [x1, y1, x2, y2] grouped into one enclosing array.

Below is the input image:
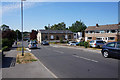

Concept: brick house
[[37, 30, 73, 43], [85, 23, 120, 42]]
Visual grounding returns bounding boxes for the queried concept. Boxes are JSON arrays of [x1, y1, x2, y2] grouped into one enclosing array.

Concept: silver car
[[89, 40, 106, 48], [28, 41, 37, 49]]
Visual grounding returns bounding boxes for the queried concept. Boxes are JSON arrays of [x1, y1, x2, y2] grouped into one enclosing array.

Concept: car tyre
[[102, 51, 109, 58]]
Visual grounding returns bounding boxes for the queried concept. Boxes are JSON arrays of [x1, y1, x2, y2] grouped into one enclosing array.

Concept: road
[[24, 41, 119, 78]]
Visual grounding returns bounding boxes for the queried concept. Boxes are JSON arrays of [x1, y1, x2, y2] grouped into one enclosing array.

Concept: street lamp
[[21, 0, 26, 56]]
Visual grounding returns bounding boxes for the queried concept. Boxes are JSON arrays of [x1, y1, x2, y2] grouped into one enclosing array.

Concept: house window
[[111, 30, 116, 33], [88, 37, 92, 40], [68, 35, 71, 39], [95, 31, 100, 33], [86, 31, 88, 33], [45, 35, 48, 40], [65, 35, 68, 39], [100, 30, 105, 33], [62, 35, 65, 39], [51, 35, 54, 39], [56, 35, 59, 40], [108, 37, 115, 40], [96, 37, 102, 40]]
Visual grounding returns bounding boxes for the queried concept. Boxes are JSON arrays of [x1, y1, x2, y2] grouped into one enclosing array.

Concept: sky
[[1, 2, 119, 32]]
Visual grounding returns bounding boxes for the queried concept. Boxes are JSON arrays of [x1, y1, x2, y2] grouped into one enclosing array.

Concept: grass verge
[[17, 47, 26, 51], [16, 53, 37, 64]]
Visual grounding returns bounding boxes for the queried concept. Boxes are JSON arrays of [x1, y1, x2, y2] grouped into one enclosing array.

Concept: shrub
[[84, 41, 89, 48], [79, 41, 84, 46], [2, 46, 9, 51], [60, 39, 64, 43]]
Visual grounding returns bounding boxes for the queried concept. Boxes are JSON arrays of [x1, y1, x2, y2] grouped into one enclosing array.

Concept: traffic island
[[16, 53, 37, 64]]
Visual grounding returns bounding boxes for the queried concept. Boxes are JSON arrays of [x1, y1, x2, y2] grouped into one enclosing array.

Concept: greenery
[[84, 41, 89, 48], [69, 20, 87, 32], [60, 38, 64, 43], [1, 24, 18, 51], [45, 22, 67, 30], [79, 41, 84, 46], [15, 29, 22, 40]]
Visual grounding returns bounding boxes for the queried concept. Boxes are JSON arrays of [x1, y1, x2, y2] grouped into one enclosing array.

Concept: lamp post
[[21, 0, 26, 56]]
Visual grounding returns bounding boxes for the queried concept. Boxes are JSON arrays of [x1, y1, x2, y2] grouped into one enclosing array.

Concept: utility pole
[[21, 0, 26, 56], [48, 24, 50, 43]]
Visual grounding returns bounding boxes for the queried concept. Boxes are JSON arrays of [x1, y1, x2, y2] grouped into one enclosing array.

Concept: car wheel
[[103, 51, 109, 58]]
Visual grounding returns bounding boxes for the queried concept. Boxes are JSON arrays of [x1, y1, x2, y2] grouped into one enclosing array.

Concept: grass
[[17, 47, 26, 51], [16, 53, 37, 64]]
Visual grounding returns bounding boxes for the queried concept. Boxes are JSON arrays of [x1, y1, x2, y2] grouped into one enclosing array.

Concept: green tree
[[15, 29, 22, 40], [1, 24, 10, 31], [44, 22, 67, 30], [69, 20, 87, 32]]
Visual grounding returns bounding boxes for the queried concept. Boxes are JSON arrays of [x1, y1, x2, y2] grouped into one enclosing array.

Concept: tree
[[69, 20, 87, 32], [44, 22, 67, 30], [15, 29, 22, 41], [1, 24, 10, 31], [30, 30, 38, 40]]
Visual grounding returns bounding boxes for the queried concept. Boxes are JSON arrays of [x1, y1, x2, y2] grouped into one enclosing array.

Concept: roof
[[39, 30, 73, 34], [85, 24, 120, 31]]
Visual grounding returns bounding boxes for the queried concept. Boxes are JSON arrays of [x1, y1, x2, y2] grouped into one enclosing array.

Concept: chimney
[[96, 24, 99, 27]]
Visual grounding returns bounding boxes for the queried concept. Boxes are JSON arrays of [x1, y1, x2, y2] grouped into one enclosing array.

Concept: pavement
[[2, 45, 56, 78]]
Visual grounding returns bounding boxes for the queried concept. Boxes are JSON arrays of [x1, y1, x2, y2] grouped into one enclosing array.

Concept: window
[[68, 35, 71, 39], [51, 35, 54, 39], [95, 31, 100, 33], [45, 35, 48, 40], [88, 37, 92, 40], [86, 31, 88, 33], [117, 43, 120, 48], [108, 37, 115, 40], [96, 38, 102, 40], [96, 41, 104, 43], [90, 41, 94, 43], [106, 43, 115, 47], [100, 30, 105, 33], [111, 30, 116, 33], [62, 35, 65, 39], [56, 35, 59, 40]]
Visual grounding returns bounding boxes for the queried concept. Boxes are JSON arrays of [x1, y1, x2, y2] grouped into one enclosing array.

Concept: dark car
[[41, 41, 49, 45], [101, 42, 120, 58]]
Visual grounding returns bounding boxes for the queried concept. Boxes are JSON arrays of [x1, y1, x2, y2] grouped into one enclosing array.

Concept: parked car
[[68, 41, 77, 46], [101, 42, 120, 58], [89, 40, 106, 48], [28, 41, 37, 49], [41, 41, 49, 45]]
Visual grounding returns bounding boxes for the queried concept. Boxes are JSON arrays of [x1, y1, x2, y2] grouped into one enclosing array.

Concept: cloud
[[1, 2, 36, 14]]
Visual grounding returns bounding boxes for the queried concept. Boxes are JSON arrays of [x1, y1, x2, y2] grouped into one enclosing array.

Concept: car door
[[106, 42, 116, 54], [116, 42, 120, 57]]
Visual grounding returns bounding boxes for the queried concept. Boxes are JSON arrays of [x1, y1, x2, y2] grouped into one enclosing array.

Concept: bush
[[2, 38, 15, 48], [84, 41, 89, 48], [2, 46, 9, 51], [79, 41, 84, 46], [60, 39, 64, 43]]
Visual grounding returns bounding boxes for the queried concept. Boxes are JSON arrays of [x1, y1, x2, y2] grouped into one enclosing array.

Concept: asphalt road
[[24, 41, 119, 78]]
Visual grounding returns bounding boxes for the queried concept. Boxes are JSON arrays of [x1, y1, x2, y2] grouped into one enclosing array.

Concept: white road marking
[[73, 55, 98, 63]]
